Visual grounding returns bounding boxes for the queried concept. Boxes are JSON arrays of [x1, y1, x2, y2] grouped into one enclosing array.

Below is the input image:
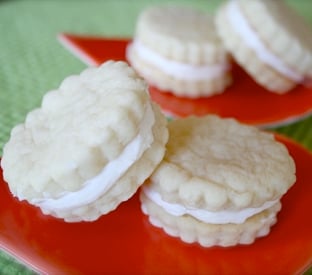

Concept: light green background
[[0, 0, 311, 274]]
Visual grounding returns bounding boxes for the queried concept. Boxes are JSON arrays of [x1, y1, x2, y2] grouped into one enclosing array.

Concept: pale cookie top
[[149, 115, 296, 211], [236, 0, 312, 80], [1, 61, 154, 201], [135, 5, 228, 64]]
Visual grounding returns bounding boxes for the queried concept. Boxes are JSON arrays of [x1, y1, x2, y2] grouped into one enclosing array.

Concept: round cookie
[[127, 5, 231, 98], [1, 61, 169, 222], [215, 0, 312, 93], [140, 115, 296, 247]]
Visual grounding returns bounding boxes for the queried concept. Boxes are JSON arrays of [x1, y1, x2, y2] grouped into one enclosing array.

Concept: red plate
[[58, 33, 312, 127], [0, 135, 312, 274]]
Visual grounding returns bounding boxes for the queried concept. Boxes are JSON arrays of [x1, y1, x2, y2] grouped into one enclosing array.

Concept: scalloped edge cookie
[[127, 5, 232, 98], [215, 0, 312, 93], [140, 115, 296, 246], [1, 61, 169, 222]]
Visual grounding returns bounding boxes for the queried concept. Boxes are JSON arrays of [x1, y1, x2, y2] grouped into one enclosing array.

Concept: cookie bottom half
[[140, 191, 281, 247]]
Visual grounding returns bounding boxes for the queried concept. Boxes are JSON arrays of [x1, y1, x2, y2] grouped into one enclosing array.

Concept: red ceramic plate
[[58, 33, 312, 127], [0, 135, 312, 274]]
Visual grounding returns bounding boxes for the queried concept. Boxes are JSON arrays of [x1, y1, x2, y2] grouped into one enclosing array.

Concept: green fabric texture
[[0, 0, 311, 274]]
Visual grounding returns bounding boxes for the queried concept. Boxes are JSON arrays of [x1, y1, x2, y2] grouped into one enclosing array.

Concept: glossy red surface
[[58, 33, 312, 127], [0, 136, 312, 274]]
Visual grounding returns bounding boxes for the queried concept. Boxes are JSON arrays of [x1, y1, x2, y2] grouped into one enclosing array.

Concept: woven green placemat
[[0, 251, 35, 275], [0, 0, 311, 274]]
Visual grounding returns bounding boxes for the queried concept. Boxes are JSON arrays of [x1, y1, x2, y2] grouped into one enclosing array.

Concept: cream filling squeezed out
[[32, 102, 155, 212], [129, 40, 229, 81], [226, 0, 302, 82], [143, 185, 279, 224]]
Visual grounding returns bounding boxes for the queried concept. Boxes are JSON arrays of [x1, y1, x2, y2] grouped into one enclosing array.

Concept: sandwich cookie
[[127, 5, 231, 98], [1, 61, 169, 222], [140, 115, 296, 247], [215, 0, 312, 93]]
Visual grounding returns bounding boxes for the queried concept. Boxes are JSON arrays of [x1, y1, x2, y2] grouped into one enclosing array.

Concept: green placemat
[[0, 251, 35, 275], [0, 0, 311, 274]]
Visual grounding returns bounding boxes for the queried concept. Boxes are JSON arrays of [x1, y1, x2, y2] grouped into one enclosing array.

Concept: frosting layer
[[143, 185, 279, 224], [129, 40, 229, 81]]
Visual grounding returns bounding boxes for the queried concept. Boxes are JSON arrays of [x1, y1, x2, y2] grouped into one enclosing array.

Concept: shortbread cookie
[[1, 61, 169, 222], [127, 5, 232, 98], [140, 115, 296, 247], [215, 0, 312, 93]]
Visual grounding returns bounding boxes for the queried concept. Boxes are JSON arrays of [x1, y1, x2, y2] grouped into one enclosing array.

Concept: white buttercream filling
[[32, 102, 155, 212], [227, 0, 302, 82], [129, 40, 229, 81], [142, 185, 279, 224]]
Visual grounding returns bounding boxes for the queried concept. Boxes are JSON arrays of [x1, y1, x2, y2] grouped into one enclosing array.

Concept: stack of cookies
[[1, 61, 296, 248], [127, 0, 312, 96]]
